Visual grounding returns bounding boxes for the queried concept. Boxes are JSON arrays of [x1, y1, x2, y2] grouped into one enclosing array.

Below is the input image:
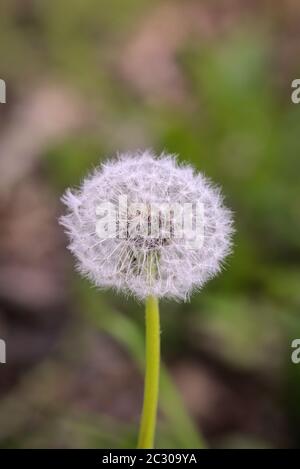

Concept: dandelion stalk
[[137, 295, 160, 449]]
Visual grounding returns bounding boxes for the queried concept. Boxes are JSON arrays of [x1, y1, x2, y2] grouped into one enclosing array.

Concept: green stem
[[137, 295, 160, 449]]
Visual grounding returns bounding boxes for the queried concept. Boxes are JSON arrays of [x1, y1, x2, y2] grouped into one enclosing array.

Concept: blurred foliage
[[0, 0, 300, 449]]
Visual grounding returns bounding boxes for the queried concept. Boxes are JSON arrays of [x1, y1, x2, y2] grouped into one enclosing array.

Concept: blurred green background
[[0, 0, 300, 449]]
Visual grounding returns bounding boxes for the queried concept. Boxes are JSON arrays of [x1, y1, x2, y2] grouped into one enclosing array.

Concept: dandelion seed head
[[59, 150, 233, 301]]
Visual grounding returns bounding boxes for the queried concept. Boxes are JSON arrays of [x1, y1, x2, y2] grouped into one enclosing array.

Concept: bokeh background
[[0, 0, 300, 449]]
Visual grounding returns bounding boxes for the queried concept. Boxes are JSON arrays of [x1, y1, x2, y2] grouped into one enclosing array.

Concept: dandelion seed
[[60, 150, 233, 301]]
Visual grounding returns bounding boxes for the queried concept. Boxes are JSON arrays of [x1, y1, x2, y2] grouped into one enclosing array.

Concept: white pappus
[[59, 150, 233, 301]]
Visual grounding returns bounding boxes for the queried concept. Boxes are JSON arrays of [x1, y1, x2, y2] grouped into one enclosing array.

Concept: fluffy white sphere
[[60, 150, 233, 301]]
